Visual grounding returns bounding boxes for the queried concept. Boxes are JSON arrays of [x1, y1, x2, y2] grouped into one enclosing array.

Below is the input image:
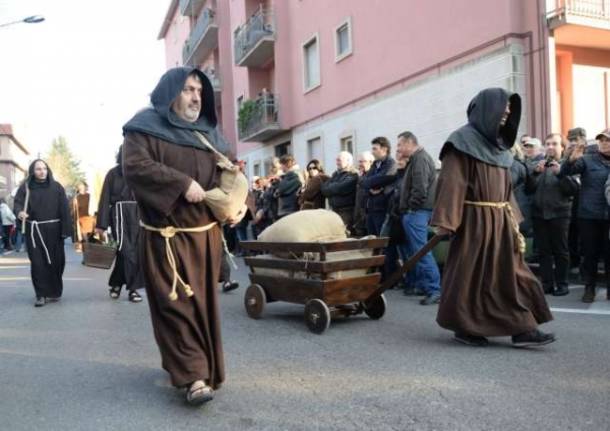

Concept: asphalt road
[[0, 247, 609, 431]]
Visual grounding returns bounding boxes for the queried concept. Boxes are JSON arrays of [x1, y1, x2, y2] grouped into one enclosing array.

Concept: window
[[307, 137, 322, 162], [275, 142, 290, 157], [253, 162, 261, 178], [340, 135, 354, 155], [335, 18, 352, 62], [236, 95, 244, 110], [303, 34, 320, 92]]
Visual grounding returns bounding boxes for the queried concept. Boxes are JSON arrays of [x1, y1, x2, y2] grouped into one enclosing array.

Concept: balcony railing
[[238, 93, 282, 142], [182, 8, 218, 66], [234, 6, 275, 67], [548, 0, 610, 27], [179, 0, 205, 17]]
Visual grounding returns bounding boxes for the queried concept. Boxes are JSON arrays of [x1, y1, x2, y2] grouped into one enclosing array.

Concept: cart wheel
[[304, 299, 331, 334], [244, 284, 266, 319], [363, 294, 386, 320]]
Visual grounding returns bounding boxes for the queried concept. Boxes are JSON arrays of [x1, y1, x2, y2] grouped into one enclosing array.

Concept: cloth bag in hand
[[194, 131, 249, 223]]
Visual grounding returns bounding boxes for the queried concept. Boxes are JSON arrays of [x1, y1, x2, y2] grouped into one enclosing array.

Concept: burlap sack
[[258, 209, 347, 243], [194, 131, 249, 223]]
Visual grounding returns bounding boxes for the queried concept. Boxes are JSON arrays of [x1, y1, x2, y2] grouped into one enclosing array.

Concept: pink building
[[158, 0, 610, 178]]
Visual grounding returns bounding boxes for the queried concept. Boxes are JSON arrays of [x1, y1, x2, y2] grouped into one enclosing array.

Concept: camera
[[544, 156, 556, 167]]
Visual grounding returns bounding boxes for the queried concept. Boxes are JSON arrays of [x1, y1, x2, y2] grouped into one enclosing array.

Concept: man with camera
[[560, 129, 610, 302], [527, 133, 577, 297]]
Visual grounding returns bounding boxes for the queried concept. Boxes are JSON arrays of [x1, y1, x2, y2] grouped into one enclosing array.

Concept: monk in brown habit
[[432, 88, 556, 348], [122, 67, 242, 405]]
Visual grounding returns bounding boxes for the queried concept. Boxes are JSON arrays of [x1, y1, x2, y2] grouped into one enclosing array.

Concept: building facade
[[158, 0, 610, 178], [0, 124, 30, 199]]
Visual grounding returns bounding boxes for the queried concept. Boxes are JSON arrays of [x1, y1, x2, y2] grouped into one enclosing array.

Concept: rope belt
[[28, 219, 61, 264], [114, 201, 137, 251], [139, 221, 217, 301], [464, 200, 526, 254]]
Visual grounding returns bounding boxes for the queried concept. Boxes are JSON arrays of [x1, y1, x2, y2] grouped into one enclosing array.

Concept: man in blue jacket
[[560, 128, 610, 302], [361, 137, 396, 236]]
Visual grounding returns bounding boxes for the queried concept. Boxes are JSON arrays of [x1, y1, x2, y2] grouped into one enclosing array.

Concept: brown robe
[[123, 131, 224, 389], [431, 148, 553, 337], [72, 193, 95, 242]]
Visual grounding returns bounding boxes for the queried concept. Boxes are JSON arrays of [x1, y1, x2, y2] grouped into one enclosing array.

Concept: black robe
[[13, 163, 71, 299], [96, 165, 144, 291]]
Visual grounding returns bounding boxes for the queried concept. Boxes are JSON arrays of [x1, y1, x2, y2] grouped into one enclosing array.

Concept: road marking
[[0, 277, 92, 282], [0, 266, 29, 270], [551, 307, 610, 316]]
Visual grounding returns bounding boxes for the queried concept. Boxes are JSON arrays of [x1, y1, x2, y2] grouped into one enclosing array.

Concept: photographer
[[527, 133, 576, 296], [559, 128, 610, 303]]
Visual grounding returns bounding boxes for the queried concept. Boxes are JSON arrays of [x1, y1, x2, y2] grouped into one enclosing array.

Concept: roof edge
[[157, 0, 180, 40]]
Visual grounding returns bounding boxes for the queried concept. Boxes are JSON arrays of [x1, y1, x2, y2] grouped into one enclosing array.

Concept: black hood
[[116, 145, 123, 166], [441, 88, 521, 168], [123, 67, 229, 153], [27, 159, 55, 188]]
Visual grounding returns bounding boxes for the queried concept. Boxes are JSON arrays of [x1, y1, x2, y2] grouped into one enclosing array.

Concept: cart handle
[[365, 234, 449, 303]]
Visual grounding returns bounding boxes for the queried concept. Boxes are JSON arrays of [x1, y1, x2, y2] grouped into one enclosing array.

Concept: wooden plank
[[322, 273, 382, 306], [244, 255, 385, 273], [249, 274, 324, 305], [239, 237, 389, 253], [322, 238, 389, 252]]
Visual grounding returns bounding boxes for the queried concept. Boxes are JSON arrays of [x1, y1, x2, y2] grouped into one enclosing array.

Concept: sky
[[0, 0, 169, 183]]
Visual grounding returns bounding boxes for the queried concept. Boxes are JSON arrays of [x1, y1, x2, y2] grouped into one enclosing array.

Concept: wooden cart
[[240, 237, 389, 334]]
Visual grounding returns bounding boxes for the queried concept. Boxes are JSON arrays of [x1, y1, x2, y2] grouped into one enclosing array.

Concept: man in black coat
[[527, 133, 575, 297], [321, 151, 359, 233]]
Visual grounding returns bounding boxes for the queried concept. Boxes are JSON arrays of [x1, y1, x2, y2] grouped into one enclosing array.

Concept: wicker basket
[[82, 242, 117, 269]]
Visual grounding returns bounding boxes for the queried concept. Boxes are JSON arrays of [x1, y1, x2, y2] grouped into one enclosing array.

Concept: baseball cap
[[595, 128, 610, 140], [522, 138, 542, 148]]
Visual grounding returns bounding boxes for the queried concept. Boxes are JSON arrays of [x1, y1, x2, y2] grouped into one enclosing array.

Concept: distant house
[[0, 124, 31, 199]]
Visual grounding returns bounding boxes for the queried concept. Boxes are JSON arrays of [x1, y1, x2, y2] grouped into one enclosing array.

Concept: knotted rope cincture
[[114, 201, 137, 251], [140, 221, 217, 301], [464, 200, 526, 254], [28, 219, 61, 264]]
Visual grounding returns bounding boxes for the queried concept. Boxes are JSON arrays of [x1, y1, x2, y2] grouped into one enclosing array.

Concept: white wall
[[572, 64, 610, 137]]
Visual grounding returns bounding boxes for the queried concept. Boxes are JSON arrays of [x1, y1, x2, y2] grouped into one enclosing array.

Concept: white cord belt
[[28, 219, 61, 264], [114, 201, 137, 251]]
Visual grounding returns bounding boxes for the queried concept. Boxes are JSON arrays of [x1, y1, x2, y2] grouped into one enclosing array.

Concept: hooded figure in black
[[430, 88, 555, 348], [13, 159, 71, 306], [122, 67, 241, 405], [96, 146, 144, 303]]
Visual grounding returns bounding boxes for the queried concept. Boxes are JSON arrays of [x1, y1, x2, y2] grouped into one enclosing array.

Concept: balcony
[[179, 0, 205, 17], [548, 0, 610, 29], [182, 8, 219, 66], [548, 0, 610, 49], [234, 6, 275, 67], [202, 67, 221, 105], [238, 93, 284, 142]]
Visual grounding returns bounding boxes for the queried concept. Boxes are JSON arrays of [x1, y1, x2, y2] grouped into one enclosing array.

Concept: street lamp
[[0, 15, 45, 28]]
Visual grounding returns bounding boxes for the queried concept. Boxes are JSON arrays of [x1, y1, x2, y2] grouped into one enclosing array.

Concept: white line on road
[[551, 307, 610, 316], [0, 266, 29, 270], [0, 277, 93, 282]]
